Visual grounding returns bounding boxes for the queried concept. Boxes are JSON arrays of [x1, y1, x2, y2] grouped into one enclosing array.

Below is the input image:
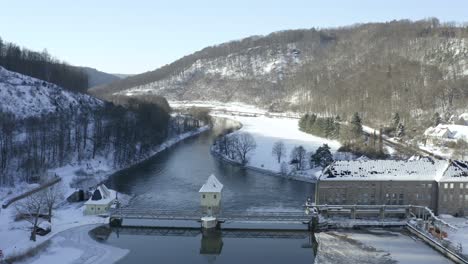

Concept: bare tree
[[44, 182, 64, 224], [272, 141, 286, 163], [234, 133, 257, 165], [15, 191, 46, 241], [290, 146, 306, 170]]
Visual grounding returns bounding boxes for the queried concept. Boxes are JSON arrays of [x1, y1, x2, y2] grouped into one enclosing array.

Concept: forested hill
[[0, 66, 103, 118], [0, 37, 126, 92], [90, 18, 468, 124]]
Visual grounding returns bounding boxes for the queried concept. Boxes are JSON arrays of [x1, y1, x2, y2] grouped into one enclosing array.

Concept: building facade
[[84, 184, 116, 215], [199, 174, 223, 216], [316, 159, 468, 216]]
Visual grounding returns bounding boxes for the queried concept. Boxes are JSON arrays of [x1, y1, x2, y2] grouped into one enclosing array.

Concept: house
[[424, 124, 468, 145], [84, 184, 116, 215], [456, 113, 468, 125], [316, 159, 468, 216], [199, 174, 223, 216]]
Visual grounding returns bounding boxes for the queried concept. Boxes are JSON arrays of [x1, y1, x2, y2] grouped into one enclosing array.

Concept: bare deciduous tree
[[234, 133, 257, 165], [15, 191, 46, 241], [272, 141, 286, 163], [44, 182, 64, 224], [290, 145, 306, 170]]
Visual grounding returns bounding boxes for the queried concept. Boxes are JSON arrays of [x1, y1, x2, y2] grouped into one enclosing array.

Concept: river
[[95, 118, 452, 264]]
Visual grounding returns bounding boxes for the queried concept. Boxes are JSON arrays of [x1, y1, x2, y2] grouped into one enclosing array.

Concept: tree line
[[0, 36, 88, 93], [0, 98, 204, 186]]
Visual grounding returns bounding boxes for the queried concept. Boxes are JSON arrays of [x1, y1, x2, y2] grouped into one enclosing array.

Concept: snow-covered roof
[[459, 113, 468, 121], [424, 124, 452, 138], [424, 124, 468, 141], [439, 160, 468, 182], [199, 174, 223, 193], [84, 184, 115, 205], [321, 159, 449, 181]]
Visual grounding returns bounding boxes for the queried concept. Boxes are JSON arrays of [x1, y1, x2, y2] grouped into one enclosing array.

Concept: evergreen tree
[[396, 123, 405, 137], [310, 144, 334, 168], [350, 112, 363, 139], [433, 112, 442, 127], [392, 113, 400, 130]]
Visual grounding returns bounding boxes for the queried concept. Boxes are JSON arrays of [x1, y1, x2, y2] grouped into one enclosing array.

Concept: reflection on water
[[90, 226, 317, 264]]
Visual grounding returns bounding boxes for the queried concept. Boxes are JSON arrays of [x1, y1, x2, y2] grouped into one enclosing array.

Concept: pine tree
[[433, 112, 442, 127], [350, 112, 363, 139], [392, 113, 400, 130], [310, 144, 334, 168]]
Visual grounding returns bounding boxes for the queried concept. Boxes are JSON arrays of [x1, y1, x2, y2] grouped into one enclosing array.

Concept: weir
[[109, 208, 313, 230]]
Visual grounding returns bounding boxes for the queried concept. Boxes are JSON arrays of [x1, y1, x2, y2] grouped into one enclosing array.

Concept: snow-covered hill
[[90, 19, 468, 123], [0, 66, 103, 119]]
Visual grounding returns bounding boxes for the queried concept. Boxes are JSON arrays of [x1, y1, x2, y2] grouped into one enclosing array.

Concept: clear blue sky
[[0, 0, 466, 74]]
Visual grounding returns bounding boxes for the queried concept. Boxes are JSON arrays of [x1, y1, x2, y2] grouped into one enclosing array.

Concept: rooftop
[[320, 159, 468, 182], [199, 174, 223, 193]]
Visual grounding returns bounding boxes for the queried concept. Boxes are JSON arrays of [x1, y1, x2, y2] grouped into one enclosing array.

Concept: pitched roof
[[85, 184, 115, 205], [320, 159, 449, 181], [199, 174, 223, 193], [439, 160, 468, 182]]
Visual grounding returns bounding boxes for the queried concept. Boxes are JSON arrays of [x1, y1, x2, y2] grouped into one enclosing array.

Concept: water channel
[[91, 118, 452, 264]]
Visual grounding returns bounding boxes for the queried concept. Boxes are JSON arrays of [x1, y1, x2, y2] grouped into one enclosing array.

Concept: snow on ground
[[0, 126, 209, 262], [316, 229, 453, 264], [418, 143, 454, 159], [0, 66, 103, 119], [170, 100, 267, 114], [214, 115, 341, 181], [439, 215, 468, 256]]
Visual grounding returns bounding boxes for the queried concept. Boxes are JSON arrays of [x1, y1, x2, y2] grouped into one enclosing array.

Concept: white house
[[424, 124, 468, 145], [84, 184, 116, 215], [457, 113, 468, 125], [199, 174, 223, 216]]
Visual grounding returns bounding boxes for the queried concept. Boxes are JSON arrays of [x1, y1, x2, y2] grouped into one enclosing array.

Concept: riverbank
[[0, 126, 209, 262], [211, 114, 340, 183]]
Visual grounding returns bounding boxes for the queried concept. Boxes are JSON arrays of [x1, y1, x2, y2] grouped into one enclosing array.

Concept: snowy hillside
[[90, 19, 468, 123], [0, 66, 103, 118]]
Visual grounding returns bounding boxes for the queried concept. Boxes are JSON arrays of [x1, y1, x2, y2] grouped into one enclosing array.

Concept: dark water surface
[[100, 122, 316, 263], [106, 127, 314, 212]]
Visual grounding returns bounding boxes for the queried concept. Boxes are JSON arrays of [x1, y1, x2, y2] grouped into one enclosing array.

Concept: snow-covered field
[[0, 126, 209, 262], [213, 114, 341, 181]]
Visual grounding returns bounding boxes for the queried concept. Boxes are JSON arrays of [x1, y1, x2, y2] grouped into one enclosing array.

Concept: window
[[213, 194, 217, 199], [98, 207, 100, 211], [460, 194, 464, 202], [428, 183, 432, 188], [461, 183, 464, 189], [385, 193, 391, 204], [421, 184, 426, 188], [415, 193, 420, 200], [465, 195, 468, 202], [443, 194, 448, 202], [399, 193, 404, 205], [444, 183, 449, 189], [202, 194, 206, 199], [450, 183, 454, 189]]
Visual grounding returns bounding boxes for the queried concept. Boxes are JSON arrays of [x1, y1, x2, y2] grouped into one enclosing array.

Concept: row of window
[[444, 183, 468, 189], [442, 194, 468, 203], [202, 194, 217, 199]]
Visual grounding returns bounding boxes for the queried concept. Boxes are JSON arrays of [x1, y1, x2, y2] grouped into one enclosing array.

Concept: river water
[[95, 118, 451, 264]]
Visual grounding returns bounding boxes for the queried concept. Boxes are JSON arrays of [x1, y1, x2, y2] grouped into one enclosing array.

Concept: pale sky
[[0, 0, 466, 74]]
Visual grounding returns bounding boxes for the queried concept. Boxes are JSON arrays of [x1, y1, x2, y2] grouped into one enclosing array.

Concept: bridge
[[109, 208, 313, 229]]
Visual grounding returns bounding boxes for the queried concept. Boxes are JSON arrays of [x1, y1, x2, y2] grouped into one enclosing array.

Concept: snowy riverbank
[[212, 115, 341, 182], [0, 126, 209, 262]]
